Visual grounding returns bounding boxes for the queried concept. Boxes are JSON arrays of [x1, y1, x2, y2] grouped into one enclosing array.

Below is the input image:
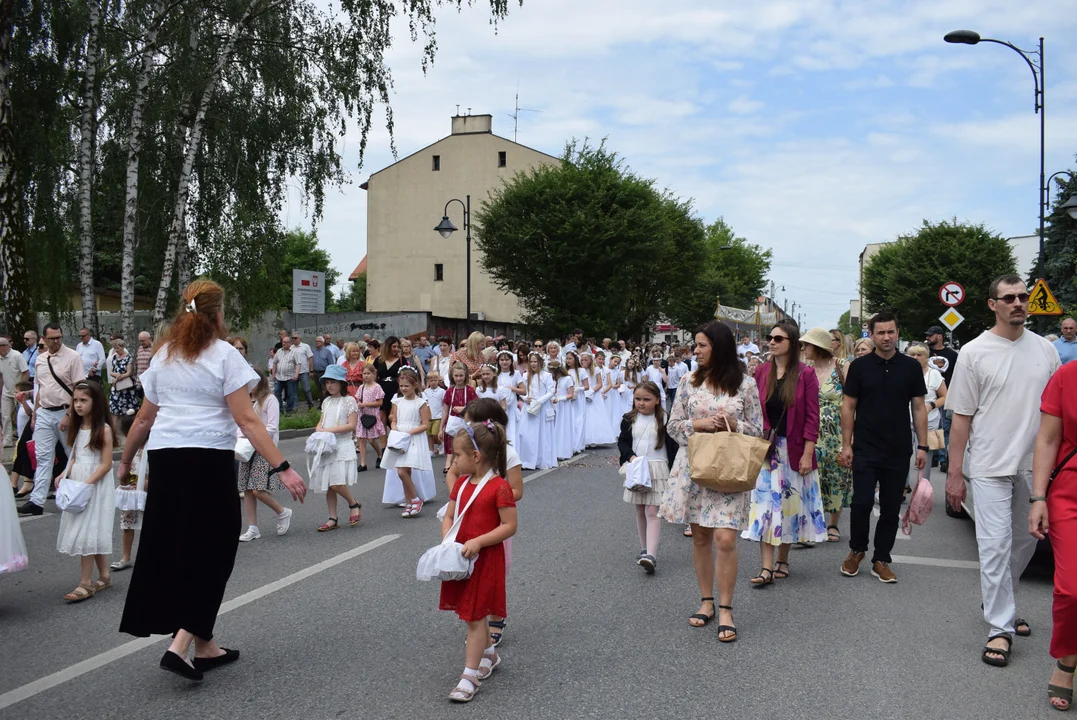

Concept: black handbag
[[359, 386, 377, 429]]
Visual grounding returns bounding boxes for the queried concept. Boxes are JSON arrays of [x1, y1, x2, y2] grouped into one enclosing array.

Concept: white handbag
[[55, 478, 94, 514], [416, 471, 494, 582], [443, 415, 466, 438], [234, 438, 255, 463], [622, 456, 653, 493], [526, 400, 542, 415], [386, 430, 412, 451], [304, 431, 338, 478], [114, 487, 147, 511]]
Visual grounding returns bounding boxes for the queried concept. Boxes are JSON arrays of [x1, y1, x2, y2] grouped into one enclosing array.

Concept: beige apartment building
[[362, 113, 559, 332]]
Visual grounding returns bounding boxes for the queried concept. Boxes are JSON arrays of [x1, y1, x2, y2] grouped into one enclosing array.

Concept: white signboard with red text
[[292, 269, 326, 314]]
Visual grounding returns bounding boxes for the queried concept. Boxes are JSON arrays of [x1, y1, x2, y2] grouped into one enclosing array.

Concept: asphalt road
[[0, 439, 1063, 720]]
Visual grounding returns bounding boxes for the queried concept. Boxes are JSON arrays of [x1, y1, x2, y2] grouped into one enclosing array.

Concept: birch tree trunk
[[76, 0, 103, 334], [153, 0, 275, 325], [0, 0, 32, 338], [119, 0, 169, 341]]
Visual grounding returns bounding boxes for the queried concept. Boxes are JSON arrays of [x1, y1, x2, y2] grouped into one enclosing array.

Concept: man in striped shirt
[[271, 336, 301, 413]]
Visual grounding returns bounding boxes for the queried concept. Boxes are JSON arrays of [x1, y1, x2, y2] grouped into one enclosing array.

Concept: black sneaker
[[940, 460, 949, 473], [639, 555, 656, 574], [18, 502, 43, 516]]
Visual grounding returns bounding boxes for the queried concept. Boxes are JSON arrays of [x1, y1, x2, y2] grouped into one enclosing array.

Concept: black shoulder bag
[[359, 386, 377, 429], [47, 355, 74, 396], [1047, 445, 1077, 495]]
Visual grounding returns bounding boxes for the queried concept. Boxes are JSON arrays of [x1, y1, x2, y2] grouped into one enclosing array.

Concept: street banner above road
[[1028, 278, 1062, 316]]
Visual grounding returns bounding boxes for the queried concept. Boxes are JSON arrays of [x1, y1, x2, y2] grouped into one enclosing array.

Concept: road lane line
[[523, 453, 587, 484], [18, 512, 55, 524], [890, 554, 979, 569], [0, 533, 400, 712]]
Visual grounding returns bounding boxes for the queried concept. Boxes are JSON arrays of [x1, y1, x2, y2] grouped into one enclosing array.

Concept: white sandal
[[476, 652, 501, 681], [448, 675, 480, 702]]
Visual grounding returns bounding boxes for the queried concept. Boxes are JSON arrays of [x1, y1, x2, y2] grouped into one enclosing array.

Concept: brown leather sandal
[[64, 583, 96, 603]]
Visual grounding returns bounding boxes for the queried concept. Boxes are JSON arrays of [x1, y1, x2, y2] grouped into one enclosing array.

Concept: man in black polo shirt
[[839, 312, 929, 583]]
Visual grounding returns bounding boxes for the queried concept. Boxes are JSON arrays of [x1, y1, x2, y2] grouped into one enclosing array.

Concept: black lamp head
[[944, 30, 982, 45]]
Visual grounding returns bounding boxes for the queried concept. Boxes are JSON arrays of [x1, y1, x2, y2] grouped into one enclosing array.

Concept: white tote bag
[[417, 471, 494, 582], [304, 431, 338, 478], [234, 438, 255, 463], [443, 415, 466, 438], [622, 456, 653, 493], [55, 479, 94, 514], [386, 429, 412, 452]]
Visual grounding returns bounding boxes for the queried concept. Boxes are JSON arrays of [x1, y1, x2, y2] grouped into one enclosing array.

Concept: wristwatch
[[928, 401, 936, 410], [267, 460, 291, 477], [916, 445, 929, 452], [1029, 495, 1047, 504]]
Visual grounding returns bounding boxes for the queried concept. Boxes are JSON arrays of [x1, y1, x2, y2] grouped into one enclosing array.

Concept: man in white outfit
[[20, 323, 85, 515], [945, 274, 1061, 667]]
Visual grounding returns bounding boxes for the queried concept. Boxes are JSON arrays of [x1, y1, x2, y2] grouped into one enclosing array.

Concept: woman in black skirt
[[117, 279, 306, 683]]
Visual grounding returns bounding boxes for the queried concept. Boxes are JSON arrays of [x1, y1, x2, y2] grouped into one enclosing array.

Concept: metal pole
[[465, 194, 472, 335], [1038, 36, 1045, 282]]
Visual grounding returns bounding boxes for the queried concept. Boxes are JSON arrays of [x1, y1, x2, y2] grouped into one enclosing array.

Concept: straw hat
[[801, 327, 834, 352]]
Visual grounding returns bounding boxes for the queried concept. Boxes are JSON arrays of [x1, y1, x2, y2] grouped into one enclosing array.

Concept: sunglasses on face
[[766, 335, 789, 343], [993, 293, 1030, 304]]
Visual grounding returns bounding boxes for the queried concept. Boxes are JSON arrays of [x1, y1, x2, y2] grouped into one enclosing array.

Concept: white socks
[[457, 667, 479, 692]]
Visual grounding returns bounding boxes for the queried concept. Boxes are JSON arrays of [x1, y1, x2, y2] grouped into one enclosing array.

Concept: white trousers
[[30, 408, 70, 507], [970, 472, 1038, 638]]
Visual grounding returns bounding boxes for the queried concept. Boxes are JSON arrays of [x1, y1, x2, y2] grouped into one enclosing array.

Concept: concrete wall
[[243, 311, 431, 364], [364, 115, 559, 324]]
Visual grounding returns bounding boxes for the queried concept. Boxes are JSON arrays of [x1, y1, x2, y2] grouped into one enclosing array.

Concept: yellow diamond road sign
[[1028, 278, 1063, 316], [939, 308, 964, 331]]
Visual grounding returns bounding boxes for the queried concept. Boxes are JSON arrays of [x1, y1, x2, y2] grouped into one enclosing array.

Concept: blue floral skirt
[[742, 437, 827, 545]]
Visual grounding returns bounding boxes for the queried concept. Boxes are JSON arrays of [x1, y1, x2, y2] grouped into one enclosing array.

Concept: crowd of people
[[0, 273, 1075, 710]]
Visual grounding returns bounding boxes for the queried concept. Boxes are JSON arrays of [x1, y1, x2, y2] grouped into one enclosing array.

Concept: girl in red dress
[[440, 420, 517, 703], [442, 362, 478, 461]]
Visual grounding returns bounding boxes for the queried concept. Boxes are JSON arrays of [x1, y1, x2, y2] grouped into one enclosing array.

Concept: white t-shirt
[[506, 443, 522, 470], [141, 340, 259, 451], [16, 389, 32, 437], [644, 366, 665, 387], [423, 387, 446, 420], [946, 329, 1061, 477], [736, 342, 759, 358], [909, 367, 944, 429], [666, 362, 686, 390], [76, 338, 107, 376]]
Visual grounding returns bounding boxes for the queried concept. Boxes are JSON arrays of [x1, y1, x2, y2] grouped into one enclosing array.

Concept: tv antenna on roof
[[508, 85, 541, 142]]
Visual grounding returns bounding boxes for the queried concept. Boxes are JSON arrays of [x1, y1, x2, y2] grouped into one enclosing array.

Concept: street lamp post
[[433, 195, 472, 333], [944, 30, 1047, 280]]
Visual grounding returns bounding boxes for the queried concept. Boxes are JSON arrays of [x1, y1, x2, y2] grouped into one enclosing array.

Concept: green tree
[[862, 219, 1016, 342], [662, 218, 770, 332], [475, 139, 705, 340], [336, 272, 367, 312], [836, 310, 856, 336], [1042, 166, 1077, 324]]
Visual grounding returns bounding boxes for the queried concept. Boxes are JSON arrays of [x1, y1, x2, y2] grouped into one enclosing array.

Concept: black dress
[[373, 358, 401, 416]]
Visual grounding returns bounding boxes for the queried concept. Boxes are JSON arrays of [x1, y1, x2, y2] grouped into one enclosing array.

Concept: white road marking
[[890, 554, 979, 569], [523, 453, 587, 484], [0, 533, 400, 712]]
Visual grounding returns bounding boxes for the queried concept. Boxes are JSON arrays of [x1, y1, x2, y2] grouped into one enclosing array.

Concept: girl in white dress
[[564, 351, 588, 454], [622, 357, 642, 415], [548, 359, 577, 460], [56, 381, 116, 603], [604, 355, 626, 430], [581, 352, 615, 446], [618, 381, 672, 573], [0, 465, 28, 576], [311, 365, 362, 531], [496, 352, 525, 447], [476, 364, 510, 411], [386, 368, 434, 517], [517, 353, 557, 470]]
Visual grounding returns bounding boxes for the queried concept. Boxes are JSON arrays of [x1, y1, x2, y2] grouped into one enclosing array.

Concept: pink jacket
[[754, 362, 820, 470]]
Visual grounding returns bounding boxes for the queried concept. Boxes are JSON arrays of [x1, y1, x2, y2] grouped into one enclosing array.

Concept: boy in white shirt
[[665, 354, 685, 411], [644, 355, 666, 389], [423, 372, 447, 455]]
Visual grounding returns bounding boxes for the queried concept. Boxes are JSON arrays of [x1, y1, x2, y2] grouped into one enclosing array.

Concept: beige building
[[362, 114, 559, 328]]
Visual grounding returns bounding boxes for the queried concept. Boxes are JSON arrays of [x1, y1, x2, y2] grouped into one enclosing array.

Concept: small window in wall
[[434, 263, 444, 281], [432, 155, 441, 171], [498, 151, 507, 167]]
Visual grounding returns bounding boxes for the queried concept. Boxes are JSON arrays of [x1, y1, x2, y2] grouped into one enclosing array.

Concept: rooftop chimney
[[451, 113, 492, 135]]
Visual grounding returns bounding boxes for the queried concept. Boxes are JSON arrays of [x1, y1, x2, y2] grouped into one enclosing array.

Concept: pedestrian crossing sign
[[938, 307, 964, 331], [1028, 278, 1063, 316]]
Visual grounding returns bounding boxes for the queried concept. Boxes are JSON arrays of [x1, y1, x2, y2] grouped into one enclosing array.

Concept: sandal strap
[[827, 525, 839, 530], [1059, 660, 1077, 674], [700, 596, 714, 602], [718, 605, 733, 610], [488, 620, 506, 629], [776, 560, 790, 567], [349, 502, 361, 509]]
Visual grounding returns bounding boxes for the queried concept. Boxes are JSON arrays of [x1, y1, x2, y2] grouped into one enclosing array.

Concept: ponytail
[[166, 279, 226, 361]]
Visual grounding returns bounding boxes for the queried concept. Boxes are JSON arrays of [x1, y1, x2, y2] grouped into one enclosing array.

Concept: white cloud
[[729, 96, 765, 115]]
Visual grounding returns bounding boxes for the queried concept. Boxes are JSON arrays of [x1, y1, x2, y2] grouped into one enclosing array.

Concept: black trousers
[[120, 448, 240, 641], [849, 457, 909, 564]]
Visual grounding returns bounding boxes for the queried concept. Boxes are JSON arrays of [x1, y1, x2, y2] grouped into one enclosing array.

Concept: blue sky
[[290, 0, 1077, 331]]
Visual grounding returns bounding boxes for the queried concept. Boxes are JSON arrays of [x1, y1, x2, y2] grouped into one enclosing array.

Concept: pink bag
[[901, 473, 934, 535]]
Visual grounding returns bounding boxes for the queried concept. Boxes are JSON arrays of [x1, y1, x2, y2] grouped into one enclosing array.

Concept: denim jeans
[[275, 379, 297, 413], [936, 409, 952, 465], [297, 372, 314, 407]]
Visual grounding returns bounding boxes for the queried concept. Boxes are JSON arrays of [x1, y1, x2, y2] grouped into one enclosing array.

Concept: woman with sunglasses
[[743, 321, 826, 585]]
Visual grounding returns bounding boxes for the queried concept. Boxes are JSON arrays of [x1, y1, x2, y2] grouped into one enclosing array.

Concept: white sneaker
[[276, 508, 292, 536], [239, 526, 261, 542]]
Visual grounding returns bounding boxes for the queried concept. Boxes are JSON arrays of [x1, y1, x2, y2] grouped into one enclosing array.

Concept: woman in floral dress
[[660, 321, 762, 644], [801, 329, 851, 542], [107, 339, 140, 416]]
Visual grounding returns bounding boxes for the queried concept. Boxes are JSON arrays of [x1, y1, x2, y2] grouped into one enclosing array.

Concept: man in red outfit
[[1031, 361, 1077, 711]]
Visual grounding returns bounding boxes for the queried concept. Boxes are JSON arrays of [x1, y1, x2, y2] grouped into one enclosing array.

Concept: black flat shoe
[[160, 650, 204, 682], [192, 648, 240, 672], [17, 502, 43, 516], [357, 465, 368, 473]]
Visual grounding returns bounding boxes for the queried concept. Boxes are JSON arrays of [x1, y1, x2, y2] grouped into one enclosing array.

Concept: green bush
[[280, 407, 321, 431]]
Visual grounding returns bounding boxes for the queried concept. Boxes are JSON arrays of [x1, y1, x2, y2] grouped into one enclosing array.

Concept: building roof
[[362, 115, 560, 183], [348, 256, 367, 281]]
